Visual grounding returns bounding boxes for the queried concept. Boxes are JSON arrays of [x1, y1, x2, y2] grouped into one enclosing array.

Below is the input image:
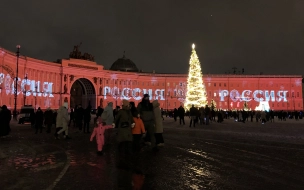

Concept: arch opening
[[70, 78, 96, 109]]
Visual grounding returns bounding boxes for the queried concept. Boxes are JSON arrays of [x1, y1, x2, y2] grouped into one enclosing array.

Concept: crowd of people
[[171, 105, 303, 126]]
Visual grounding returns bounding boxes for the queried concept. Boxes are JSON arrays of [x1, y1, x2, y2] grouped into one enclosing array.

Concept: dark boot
[[64, 135, 71, 140], [54, 133, 59, 140]]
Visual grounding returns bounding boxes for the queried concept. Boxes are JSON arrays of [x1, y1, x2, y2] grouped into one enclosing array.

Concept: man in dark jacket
[[178, 105, 185, 125], [75, 104, 84, 130], [189, 105, 198, 127], [35, 107, 44, 134], [205, 105, 211, 125], [44, 107, 53, 133], [83, 106, 91, 133], [0, 105, 11, 137], [137, 94, 155, 147]]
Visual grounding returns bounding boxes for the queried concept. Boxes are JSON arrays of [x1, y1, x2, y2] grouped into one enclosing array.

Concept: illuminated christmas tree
[[184, 44, 207, 110], [243, 101, 249, 111], [210, 99, 216, 111]]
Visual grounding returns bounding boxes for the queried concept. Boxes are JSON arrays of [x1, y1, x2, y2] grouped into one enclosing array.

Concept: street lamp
[[35, 85, 38, 111], [292, 95, 295, 111], [13, 45, 21, 120], [23, 73, 28, 106], [115, 93, 120, 107]]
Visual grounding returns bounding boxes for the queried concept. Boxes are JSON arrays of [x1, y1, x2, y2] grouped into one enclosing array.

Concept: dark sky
[[1, 0, 303, 75]]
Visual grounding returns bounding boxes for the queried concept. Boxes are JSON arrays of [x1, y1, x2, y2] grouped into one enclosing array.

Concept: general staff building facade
[[0, 46, 303, 111]]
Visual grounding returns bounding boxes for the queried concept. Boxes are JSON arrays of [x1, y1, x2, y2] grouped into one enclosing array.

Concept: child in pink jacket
[[90, 117, 106, 155]]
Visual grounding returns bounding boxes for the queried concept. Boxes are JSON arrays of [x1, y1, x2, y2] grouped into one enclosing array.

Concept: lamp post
[[115, 93, 119, 108], [23, 73, 28, 106], [292, 95, 295, 111], [35, 85, 38, 111], [13, 45, 21, 120]]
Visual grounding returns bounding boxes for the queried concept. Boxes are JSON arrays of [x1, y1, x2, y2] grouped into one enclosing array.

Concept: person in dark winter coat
[[52, 111, 57, 127], [30, 109, 36, 128], [129, 101, 137, 116], [35, 107, 44, 134], [189, 105, 198, 127], [0, 105, 11, 137], [137, 94, 155, 146], [173, 108, 178, 121], [83, 106, 91, 133], [68, 109, 75, 127], [178, 106, 185, 125], [114, 99, 135, 170], [75, 104, 84, 130], [44, 107, 53, 133]]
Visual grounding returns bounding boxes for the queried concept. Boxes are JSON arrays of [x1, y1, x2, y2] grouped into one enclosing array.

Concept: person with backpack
[[101, 102, 114, 144], [113, 100, 135, 170]]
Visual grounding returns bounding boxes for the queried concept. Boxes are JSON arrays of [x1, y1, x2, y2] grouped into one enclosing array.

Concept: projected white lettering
[[0, 73, 54, 97], [219, 89, 288, 102]]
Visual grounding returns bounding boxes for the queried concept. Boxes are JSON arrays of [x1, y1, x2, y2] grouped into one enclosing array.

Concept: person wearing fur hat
[[114, 99, 135, 169], [152, 100, 164, 146], [55, 104, 71, 140], [137, 94, 155, 147]]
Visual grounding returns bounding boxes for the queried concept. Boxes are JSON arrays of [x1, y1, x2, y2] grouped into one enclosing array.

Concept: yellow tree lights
[[184, 44, 208, 110]]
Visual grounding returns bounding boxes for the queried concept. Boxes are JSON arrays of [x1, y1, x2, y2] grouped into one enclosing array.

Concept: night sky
[[0, 0, 303, 75]]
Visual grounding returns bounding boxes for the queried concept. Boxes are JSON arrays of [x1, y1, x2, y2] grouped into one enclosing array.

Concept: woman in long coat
[[152, 100, 164, 146]]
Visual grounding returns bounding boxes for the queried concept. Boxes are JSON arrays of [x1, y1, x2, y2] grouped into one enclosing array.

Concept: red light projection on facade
[[0, 47, 302, 111]]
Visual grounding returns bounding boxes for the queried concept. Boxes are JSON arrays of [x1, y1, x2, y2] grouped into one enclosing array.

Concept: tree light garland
[[184, 44, 207, 110]]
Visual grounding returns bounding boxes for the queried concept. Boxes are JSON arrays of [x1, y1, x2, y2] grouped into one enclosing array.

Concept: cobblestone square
[[1, 117, 304, 190]]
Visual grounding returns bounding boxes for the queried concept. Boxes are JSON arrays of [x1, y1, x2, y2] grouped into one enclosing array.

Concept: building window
[[115, 80, 117, 84], [224, 83, 226, 87], [214, 83, 216, 87], [219, 83, 221, 87], [167, 83, 170, 86], [297, 92, 299, 97], [106, 80, 108, 84], [214, 92, 217, 97], [208, 83, 211, 87], [292, 92, 294, 97]]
